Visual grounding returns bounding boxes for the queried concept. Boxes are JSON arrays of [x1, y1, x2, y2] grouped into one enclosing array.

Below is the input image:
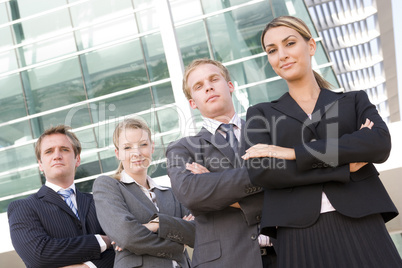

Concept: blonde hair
[[182, 58, 231, 100], [112, 118, 152, 180], [261, 16, 332, 89], [35, 125, 81, 161]]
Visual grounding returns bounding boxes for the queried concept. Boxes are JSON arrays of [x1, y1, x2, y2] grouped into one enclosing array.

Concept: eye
[[140, 143, 148, 147], [124, 146, 131, 150], [286, 41, 296, 47], [212, 77, 219, 82], [267, 48, 276, 55]]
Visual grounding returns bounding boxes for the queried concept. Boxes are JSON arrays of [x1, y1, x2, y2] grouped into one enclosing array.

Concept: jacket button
[[310, 138, 317, 142], [256, 215, 261, 221], [251, 234, 257, 240]]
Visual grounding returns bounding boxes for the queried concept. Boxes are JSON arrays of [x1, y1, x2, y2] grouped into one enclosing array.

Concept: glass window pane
[[0, 50, 19, 73], [14, 0, 67, 17], [150, 82, 175, 106], [83, 39, 148, 98], [21, 33, 77, 66], [142, 33, 169, 82], [0, 167, 41, 198], [201, 0, 252, 13], [243, 79, 288, 107], [75, 15, 138, 50], [206, 1, 273, 62], [14, 10, 71, 44], [0, 121, 32, 147], [33, 105, 92, 138], [0, 143, 37, 173], [25, 57, 86, 113], [74, 129, 101, 179], [99, 148, 118, 173], [0, 74, 27, 123], [313, 41, 331, 66], [170, 0, 202, 23], [0, 25, 13, 49], [155, 106, 179, 133], [317, 66, 340, 88], [227, 56, 276, 86], [176, 21, 210, 66], [135, 6, 158, 32], [69, 0, 133, 27], [0, 3, 8, 24]]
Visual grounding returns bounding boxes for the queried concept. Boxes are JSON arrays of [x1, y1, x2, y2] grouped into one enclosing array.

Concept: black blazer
[[8, 185, 115, 268], [245, 89, 398, 237]]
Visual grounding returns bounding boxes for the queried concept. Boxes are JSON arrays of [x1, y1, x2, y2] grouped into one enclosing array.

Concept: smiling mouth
[[281, 62, 294, 69]]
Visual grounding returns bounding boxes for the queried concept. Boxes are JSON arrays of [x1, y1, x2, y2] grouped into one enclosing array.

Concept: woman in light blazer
[[93, 118, 195, 268], [243, 16, 401, 267]]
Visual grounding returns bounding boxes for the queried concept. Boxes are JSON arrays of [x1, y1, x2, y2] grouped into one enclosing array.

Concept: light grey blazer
[[93, 175, 195, 268], [166, 122, 264, 268]]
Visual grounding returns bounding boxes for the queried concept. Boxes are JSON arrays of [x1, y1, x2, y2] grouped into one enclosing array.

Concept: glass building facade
[[0, 0, 338, 214]]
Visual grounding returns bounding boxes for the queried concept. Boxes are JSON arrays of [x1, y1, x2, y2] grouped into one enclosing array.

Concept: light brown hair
[[35, 125, 81, 161], [112, 118, 152, 180], [261, 16, 332, 89], [182, 58, 231, 100]]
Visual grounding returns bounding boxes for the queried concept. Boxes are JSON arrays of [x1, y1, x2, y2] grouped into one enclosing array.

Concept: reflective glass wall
[[0, 0, 338, 212]]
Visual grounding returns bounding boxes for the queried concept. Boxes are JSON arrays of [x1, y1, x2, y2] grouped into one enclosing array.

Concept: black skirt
[[276, 211, 402, 268]]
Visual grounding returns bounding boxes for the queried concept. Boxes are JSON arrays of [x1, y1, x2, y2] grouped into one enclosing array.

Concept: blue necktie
[[220, 124, 239, 153], [58, 188, 80, 220]]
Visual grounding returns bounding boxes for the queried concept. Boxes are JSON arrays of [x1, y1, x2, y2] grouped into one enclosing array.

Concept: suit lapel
[[272, 89, 345, 136], [38, 185, 79, 221], [76, 189, 91, 229], [311, 89, 345, 126], [123, 182, 158, 216], [196, 127, 238, 167]]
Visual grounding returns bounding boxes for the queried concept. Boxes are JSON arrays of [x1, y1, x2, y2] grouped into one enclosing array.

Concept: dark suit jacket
[[166, 121, 264, 268], [93, 175, 195, 268], [8, 185, 115, 268], [245, 89, 398, 237]]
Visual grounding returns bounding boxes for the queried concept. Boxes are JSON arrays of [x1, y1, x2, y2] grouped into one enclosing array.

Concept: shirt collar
[[120, 170, 168, 191], [45, 181, 76, 193], [202, 113, 241, 135]]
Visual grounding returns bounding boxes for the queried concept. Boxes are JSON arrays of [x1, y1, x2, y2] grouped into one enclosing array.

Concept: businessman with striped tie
[[8, 125, 114, 268]]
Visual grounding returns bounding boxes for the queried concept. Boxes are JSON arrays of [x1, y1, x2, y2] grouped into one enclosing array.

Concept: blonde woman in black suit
[[243, 16, 401, 267]]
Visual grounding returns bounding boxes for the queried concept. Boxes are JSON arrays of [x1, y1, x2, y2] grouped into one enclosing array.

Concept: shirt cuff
[[84, 261, 97, 268], [95, 234, 107, 253], [258, 234, 272, 247]]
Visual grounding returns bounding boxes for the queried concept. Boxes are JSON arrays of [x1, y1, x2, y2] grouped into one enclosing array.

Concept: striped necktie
[[58, 188, 80, 220], [220, 123, 239, 153]]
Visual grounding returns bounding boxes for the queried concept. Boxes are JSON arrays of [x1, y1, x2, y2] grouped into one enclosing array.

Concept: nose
[[130, 147, 141, 158], [278, 47, 288, 61], [204, 81, 214, 92], [53, 149, 62, 160]]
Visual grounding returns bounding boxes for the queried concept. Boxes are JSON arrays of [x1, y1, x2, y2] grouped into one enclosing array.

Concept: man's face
[[187, 64, 235, 121], [38, 133, 80, 185]]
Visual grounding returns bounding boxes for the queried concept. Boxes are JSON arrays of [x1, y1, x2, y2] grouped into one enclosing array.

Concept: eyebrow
[[265, 34, 297, 49]]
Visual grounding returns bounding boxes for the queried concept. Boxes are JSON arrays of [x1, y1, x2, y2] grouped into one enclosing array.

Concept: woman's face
[[115, 128, 154, 177], [262, 26, 316, 83]]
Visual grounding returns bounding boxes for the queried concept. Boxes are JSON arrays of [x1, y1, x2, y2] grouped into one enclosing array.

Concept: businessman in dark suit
[[166, 59, 276, 268], [8, 125, 114, 268]]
